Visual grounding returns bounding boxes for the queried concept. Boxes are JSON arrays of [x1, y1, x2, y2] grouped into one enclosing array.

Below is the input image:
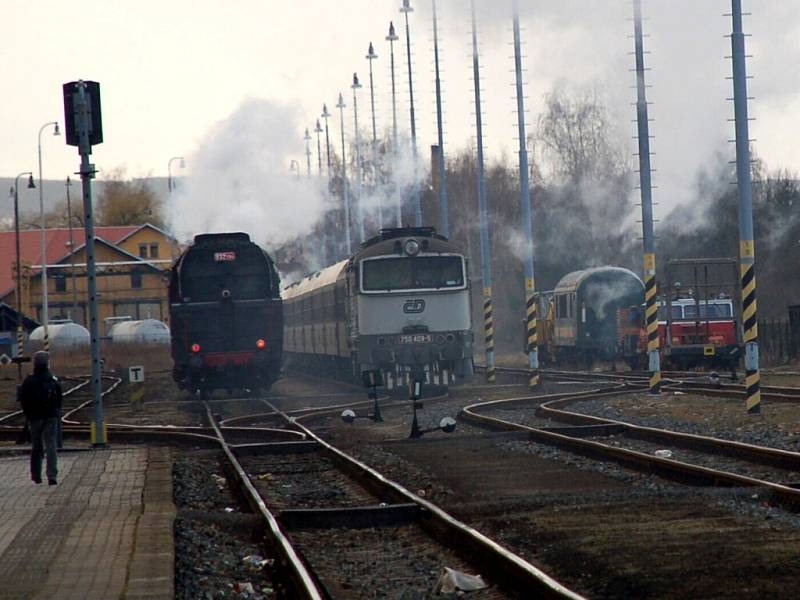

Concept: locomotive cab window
[[361, 256, 465, 292]]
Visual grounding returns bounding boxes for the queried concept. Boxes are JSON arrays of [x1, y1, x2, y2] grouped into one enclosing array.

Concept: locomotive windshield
[[361, 256, 465, 292]]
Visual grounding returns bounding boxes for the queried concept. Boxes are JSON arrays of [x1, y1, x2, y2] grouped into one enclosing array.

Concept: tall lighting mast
[[385, 21, 402, 227], [632, 0, 661, 395], [365, 42, 382, 227], [431, 0, 448, 238], [512, 1, 538, 388], [400, 0, 422, 226], [336, 93, 352, 256], [470, 0, 494, 383]]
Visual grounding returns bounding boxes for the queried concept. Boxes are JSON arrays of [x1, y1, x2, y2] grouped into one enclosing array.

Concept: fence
[[758, 319, 794, 367]]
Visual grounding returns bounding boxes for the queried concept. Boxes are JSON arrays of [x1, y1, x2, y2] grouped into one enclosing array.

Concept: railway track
[[461, 383, 800, 511], [475, 364, 800, 402], [203, 397, 584, 599]]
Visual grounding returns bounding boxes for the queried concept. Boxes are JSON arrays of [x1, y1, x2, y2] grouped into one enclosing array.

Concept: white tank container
[[29, 322, 90, 349], [109, 319, 171, 344]]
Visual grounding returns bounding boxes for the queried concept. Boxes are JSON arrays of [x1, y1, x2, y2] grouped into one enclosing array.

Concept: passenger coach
[[283, 227, 474, 388]]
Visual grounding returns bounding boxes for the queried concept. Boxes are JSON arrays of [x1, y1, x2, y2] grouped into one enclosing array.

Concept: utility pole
[[633, 0, 661, 394], [729, 0, 760, 414], [512, 1, 538, 388], [470, 0, 494, 383]]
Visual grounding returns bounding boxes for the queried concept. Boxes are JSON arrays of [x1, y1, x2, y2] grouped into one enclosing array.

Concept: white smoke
[[172, 98, 329, 250]]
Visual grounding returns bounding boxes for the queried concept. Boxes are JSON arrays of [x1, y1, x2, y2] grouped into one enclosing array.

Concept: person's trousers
[[29, 417, 58, 482]]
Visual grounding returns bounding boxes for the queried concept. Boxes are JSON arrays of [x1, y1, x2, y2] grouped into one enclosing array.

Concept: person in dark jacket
[[18, 351, 63, 485]]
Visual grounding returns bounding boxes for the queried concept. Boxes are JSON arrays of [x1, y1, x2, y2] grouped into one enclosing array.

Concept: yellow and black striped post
[[513, 6, 540, 390], [525, 280, 539, 387], [484, 288, 495, 383], [16, 325, 24, 383], [729, 2, 760, 414], [43, 325, 50, 353], [741, 242, 760, 413], [16, 326, 24, 358], [633, 1, 661, 395], [643, 254, 661, 394]]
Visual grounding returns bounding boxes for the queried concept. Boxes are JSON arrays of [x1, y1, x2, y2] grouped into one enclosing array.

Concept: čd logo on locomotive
[[402, 299, 426, 314]]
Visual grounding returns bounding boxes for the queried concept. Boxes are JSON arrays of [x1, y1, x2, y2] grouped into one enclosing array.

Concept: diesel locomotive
[[169, 232, 283, 396], [283, 227, 474, 388]]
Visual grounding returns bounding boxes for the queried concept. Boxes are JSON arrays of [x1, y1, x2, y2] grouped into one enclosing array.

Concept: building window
[[55, 275, 66, 293], [138, 244, 147, 258], [131, 269, 143, 289], [149, 243, 159, 258]]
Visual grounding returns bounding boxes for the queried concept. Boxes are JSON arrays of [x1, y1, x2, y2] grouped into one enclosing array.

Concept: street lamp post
[[386, 21, 401, 227], [65, 177, 79, 320], [167, 156, 185, 263], [11, 172, 35, 383], [400, 0, 422, 226], [37, 121, 60, 352]]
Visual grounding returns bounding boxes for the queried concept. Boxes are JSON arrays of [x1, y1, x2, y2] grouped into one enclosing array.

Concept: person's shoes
[[48, 479, 57, 486], [32, 476, 42, 484]]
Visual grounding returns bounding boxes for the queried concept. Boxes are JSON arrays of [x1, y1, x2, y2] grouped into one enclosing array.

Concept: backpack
[[20, 374, 59, 420]]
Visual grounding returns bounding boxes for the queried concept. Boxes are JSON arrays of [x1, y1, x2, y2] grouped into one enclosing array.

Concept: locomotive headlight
[[404, 239, 420, 256]]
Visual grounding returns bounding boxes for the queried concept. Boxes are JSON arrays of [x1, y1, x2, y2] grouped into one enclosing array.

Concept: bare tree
[[98, 168, 164, 227], [536, 86, 628, 183]]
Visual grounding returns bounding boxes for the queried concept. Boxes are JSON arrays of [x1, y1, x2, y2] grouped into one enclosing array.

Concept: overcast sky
[[2, 1, 798, 232]]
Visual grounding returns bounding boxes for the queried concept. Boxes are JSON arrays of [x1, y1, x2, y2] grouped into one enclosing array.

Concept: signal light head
[[256, 339, 266, 350], [191, 343, 200, 353]]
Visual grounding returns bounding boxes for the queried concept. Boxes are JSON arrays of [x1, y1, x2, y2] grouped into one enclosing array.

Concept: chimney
[[430, 144, 441, 195]]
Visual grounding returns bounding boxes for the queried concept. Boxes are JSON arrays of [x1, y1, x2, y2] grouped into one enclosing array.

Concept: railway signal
[[63, 80, 106, 446]]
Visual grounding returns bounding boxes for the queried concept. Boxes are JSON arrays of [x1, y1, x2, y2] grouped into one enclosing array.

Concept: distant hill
[[0, 177, 168, 221]]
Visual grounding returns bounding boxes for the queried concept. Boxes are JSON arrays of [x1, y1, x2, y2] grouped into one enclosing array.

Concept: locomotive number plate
[[214, 251, 236, 262], [399, 334, 432, 344]]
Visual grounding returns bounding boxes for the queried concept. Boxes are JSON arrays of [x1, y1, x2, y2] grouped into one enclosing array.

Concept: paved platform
[[0, 445, 174, 600]]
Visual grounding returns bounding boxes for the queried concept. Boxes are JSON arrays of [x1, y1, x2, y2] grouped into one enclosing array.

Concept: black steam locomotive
[[169, 232, 283, 396]]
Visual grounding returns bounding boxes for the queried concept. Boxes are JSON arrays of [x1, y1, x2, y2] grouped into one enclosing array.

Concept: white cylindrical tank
[[29, 323, 90, 349], [109, 319, 171, 344]]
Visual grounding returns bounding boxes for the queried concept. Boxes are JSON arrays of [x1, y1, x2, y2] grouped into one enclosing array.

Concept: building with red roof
[[0, 223, 177, 329]]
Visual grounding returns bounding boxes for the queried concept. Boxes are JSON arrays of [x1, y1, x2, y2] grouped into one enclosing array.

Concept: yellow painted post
[[484, 287, 495, 383]]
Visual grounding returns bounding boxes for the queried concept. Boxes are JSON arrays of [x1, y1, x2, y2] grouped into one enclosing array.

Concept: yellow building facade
[[0, 224, 177, 333]]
